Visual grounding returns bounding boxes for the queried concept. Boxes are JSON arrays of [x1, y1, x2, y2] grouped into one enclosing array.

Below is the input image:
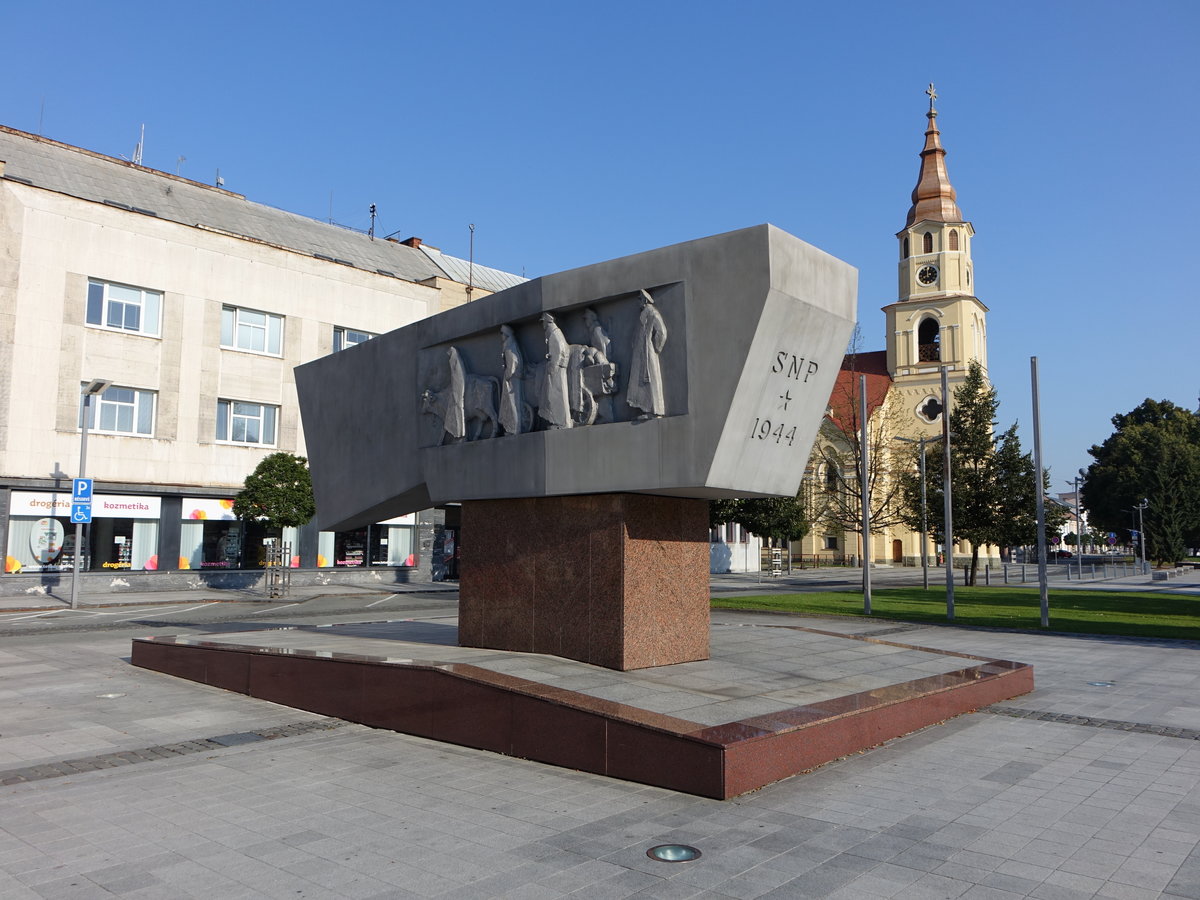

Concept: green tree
[[734, 497, 809, 548], [898, 362, 1065, 584], [233, 453, 316, 528], [1082, 400, 1200, 564]]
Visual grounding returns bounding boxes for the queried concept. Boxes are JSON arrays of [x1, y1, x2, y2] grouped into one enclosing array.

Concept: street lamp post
[[1135, 498, 1149, 574], [1069, 472, 1085, 579], [70, 379, 110, 610], [895, 435, 930, 590]]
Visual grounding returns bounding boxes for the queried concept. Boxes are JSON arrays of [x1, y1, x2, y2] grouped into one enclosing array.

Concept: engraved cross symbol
[[926, 83, 938, 112], [779, 390, 793, 411]]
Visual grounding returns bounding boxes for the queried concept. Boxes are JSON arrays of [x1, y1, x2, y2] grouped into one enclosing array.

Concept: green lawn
[[712, 586, 1200, 640]]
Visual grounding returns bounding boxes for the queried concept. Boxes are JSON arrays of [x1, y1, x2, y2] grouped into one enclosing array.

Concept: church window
[[902, 237, 909, 259], [918, 317, 940, 362], [949, 229, 959, 251], [923, 232, 933, 253], [824, 460, 839, 493]]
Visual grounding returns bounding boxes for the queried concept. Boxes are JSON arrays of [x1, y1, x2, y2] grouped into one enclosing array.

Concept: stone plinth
[[458, 493, 709, 671]]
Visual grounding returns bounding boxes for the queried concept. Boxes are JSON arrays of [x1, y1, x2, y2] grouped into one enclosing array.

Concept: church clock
[[917, 264, 938, 286]]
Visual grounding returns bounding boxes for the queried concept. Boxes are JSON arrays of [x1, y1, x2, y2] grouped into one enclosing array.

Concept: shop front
[[5, 491, 161, 574]]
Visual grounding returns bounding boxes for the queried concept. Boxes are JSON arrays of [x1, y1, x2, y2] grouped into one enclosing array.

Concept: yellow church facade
[[794, 86, 1000, 570]]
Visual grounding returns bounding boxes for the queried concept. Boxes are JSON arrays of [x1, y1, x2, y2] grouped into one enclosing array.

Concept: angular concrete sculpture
[[296, 224, 856, 669]]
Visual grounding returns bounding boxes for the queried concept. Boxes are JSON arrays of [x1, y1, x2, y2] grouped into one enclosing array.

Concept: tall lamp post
[[1135, 498, 1149, 574], [1068, 470, 1085, 578], [70, 379, 110, 610], [894, 435, 930, 590]]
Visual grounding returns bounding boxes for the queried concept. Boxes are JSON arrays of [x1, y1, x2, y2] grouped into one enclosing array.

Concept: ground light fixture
[[646, 844, 702, 863]]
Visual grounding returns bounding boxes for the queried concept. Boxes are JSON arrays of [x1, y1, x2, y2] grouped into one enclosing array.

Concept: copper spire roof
[[905, 84, 963, 227]]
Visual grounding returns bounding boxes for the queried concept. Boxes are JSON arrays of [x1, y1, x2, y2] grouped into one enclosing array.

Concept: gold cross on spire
[[926, 83, 938, 113]]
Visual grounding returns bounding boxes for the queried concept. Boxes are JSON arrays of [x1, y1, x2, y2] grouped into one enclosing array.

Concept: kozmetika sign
[[11, 492, 162, 518]]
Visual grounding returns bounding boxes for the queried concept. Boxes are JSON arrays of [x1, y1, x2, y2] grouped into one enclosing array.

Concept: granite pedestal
[[458, 494, 709, 670]]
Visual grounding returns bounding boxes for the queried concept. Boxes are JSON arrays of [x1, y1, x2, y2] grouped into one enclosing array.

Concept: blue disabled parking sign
[[71, 503, 92, 524], [72, 478, 93, 503]]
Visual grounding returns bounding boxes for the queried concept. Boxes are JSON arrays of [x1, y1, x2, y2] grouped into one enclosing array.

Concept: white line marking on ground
[[255, 603, 299, 615]]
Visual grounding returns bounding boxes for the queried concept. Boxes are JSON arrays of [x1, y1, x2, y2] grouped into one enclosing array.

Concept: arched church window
[[923, 232, 933, 254], [902, 237, 910, 259], [918, 317, 940, 362], [949, 229, 959, 251], [824, 460, 839, 493]]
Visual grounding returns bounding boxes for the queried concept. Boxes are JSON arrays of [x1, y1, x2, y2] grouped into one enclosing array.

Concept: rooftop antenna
[[132, 124, 144, 166], [38, 97, 45, 136], [369, 204, 377, 240], [467, 223, 476, 300], [175, 155, 186, 175], [215, 168, 224, 188], [328, 191, 333, 224]]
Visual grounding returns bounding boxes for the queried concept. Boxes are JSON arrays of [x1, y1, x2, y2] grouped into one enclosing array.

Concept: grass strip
[[712, 586, 1200, 640]]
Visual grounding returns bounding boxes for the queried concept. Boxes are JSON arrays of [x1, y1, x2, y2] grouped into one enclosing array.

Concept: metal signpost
[[70, 380, 109, 610]]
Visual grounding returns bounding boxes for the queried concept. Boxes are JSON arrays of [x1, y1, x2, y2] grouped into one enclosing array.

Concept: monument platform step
[[131, 617, 1032, 799]]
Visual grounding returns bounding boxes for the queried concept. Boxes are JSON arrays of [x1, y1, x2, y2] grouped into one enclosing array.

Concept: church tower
[[883, 85, 989, 436]]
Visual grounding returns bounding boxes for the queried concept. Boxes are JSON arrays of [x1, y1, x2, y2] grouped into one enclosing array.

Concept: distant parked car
[[1050, 549, 1073, 559]]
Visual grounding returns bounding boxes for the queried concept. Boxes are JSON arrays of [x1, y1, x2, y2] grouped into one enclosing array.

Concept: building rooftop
[[0, 125, 524, 290]]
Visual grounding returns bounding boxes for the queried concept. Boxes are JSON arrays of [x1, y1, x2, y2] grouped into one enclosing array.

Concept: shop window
[[221, 305, 283, 355], [7, 513, 158, 573], [80, 384, 155, 436], [86, 279, 162, 337], [333, 327, 373, 352], [216, 400, 277, 445], [179, 519, 243, 569]]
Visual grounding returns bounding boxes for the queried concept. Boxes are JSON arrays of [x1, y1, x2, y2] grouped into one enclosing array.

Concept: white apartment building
[[0, 125, 522, 593]]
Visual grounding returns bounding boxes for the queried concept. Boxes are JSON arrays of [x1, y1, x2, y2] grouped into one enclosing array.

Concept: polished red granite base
[[458, 494, 710, 670], [132, 625, 1034, 800]]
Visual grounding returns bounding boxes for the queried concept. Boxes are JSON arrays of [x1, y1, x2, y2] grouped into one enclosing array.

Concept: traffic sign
[[71, 503, 92, 524], [72, 478, 93, 503]]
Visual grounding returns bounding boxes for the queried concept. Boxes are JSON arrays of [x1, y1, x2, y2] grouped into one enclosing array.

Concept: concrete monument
[[297, 224, 856, 669]]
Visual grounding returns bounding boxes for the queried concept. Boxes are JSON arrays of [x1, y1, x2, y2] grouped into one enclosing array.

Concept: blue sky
[[3, 0, 1196, 491]]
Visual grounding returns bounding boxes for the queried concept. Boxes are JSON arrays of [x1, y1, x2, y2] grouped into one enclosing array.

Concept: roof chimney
[[399, 236, 422, 248]]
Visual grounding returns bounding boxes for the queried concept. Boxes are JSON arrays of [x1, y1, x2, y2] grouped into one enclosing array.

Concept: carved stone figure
[[498, 325, 524, 436], [445, 346, 466, 440], [627, 289, 667, 418], [584, 307, 611, 360], [421, 346, 500, 443], [539, 312, 572, 429]]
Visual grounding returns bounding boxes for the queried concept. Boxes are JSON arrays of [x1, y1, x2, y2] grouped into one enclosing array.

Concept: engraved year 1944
[[749, 418, 798, 447]]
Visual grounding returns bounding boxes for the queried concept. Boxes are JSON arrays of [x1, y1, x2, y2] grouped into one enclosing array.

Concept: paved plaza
[[2, 582, 1200, 899]]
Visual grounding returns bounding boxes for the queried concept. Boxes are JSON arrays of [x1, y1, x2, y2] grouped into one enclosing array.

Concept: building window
[[80, 384, 155, 436], [333, 327, 373, 352], [902, 237, 909, 259], [949, 229, 959, 251], [86, 280, 162, 337], [824, 461, 839, 492], [923, 232, 933, 254], [824, 536, 838, 551], [216, 400, 277, 445], [221, 306, 283, 355]]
